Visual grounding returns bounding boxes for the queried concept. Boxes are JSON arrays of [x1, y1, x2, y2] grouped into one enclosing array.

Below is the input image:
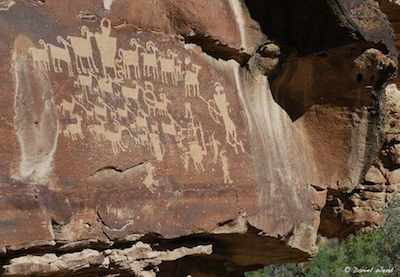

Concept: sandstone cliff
[[0, 0, 399, 276]]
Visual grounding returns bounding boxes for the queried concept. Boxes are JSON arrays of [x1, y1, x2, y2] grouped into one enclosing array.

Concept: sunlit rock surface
[[0, 0, 398, 276]]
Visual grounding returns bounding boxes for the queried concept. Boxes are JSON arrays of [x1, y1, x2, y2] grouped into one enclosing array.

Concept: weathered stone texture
[[0, 0, 399, 276]]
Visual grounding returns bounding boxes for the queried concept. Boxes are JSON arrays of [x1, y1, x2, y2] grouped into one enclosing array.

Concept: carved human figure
[[184, 57, 201, 97], [46, 36, 74, 76], [149, 124, 164, 161], [175, 59, 184, 82], [67, 25, 98, 74], [187, 140, 206, 172], [29, 39, 51, 71], [209, 133, 221, 164], [141, 41, 159, 79], [143, 163, 159, 193], [95, 18, 118, 77], [118, 38, 142, 80], [184, 102, 193, 120], [220, 150, 233, 184], [213, 82, 244, 153]]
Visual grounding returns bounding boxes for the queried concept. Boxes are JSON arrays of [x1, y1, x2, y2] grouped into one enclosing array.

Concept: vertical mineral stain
[[0, 1, 399, 276]]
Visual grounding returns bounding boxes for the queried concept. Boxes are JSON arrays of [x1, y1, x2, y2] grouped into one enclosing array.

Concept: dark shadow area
[[243, 0, 361, 55]]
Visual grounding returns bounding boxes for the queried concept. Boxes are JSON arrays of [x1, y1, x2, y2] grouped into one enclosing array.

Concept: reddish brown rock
[[0, 0, 398, 276]]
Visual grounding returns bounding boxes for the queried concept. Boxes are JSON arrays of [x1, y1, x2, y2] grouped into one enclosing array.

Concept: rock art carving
[[141, 41, 159, 80], [67, 26, 98, 74], [184, 57, 201, 97], [47, 36, 74, 76], [28, 18, 245, 184], [95, 18, 118, 77], [159, 49, 179, 85], [143, 163, 159, 193], [220, 150, 233, 184], [118, 38, 142, 80], [213, 82, 244, 154], [29, 39, 50, 71]]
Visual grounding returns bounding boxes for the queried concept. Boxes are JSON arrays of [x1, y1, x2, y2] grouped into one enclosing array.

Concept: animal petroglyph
[[29, 40, 50, 72], [47, 36, 74, 76], [184, 58, 201, 97], [29, 18, 245, 184], [119, 38, 142, 80], [159, 49, 179, 85], [141, 41, 159, 80], [63, 114, 84, 141]]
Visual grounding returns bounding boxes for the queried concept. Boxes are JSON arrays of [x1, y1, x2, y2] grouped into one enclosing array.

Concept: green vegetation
[[246, 196, 400, 277]]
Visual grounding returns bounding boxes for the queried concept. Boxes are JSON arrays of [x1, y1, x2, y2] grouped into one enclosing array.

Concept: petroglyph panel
[[27, 18, 249, 187]]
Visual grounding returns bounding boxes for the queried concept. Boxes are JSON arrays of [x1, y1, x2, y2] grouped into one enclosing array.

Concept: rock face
[[0, 0, 398, 276]]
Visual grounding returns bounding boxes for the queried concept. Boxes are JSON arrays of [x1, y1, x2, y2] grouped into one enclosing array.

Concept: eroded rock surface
[[0, 0, 399, 276]]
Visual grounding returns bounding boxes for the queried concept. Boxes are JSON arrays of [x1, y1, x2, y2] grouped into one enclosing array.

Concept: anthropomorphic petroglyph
[[149, 124, 164, 161], [118, 38, 142, 80], [95, 18, 118, 77], [187, 140, 206, 172], [220, 150, 233, 184], [67, 26, 98, 74], [209, 133, 221, 164], [143, 163, 159, 193], [29, 39, 51, 71], [175, 59, 184, 82], [184, 102, 193, 119], [184, 58, 201, 97], [42, 18, 245, 170], [141, 41, 159, 79], [213, 82, 244, 153], [159, 49, 179, 85]]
